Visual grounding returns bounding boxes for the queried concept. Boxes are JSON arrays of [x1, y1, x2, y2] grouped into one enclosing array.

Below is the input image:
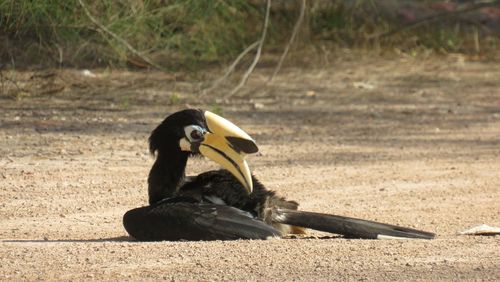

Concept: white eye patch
[[183, 125, 206, 142]]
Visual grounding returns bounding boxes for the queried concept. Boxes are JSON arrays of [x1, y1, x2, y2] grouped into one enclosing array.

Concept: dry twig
[[225, 0, 272, 98], [269, 0, 307, 82], [201, 40, 260, 96], [78, 0, 164, 70]]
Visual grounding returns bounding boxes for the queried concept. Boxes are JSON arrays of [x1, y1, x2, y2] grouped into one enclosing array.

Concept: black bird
[[123, 109, 435, 241]]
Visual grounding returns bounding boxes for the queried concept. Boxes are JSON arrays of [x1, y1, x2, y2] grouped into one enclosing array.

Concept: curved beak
[[199, 111, 258, 193]]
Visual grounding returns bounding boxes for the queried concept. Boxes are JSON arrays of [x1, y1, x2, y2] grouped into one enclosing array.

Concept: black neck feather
[[147, 148, 188, 205], [147, 109, 206, 205]]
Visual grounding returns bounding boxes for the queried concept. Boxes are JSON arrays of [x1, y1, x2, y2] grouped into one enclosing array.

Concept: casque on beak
[[198, 111, 258, 193]]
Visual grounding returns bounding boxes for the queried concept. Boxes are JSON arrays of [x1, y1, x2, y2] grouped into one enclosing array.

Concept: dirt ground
[[1, 55, 499, 281]]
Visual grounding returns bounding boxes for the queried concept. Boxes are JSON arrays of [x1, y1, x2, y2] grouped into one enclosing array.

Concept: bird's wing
[[272, 208, 435, 239], [123, 198, 282, 241]]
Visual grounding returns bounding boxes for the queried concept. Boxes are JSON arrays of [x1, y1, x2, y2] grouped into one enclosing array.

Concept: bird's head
[[149, 109, 258, 193]]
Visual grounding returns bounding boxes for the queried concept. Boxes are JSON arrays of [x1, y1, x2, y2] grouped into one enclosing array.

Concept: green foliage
[[0, 0, 498, 69], [0, 0, 259, 68], [120, 96, 131, 110], [168, 93, 180, 105], [309, 1, 499, 55], [210, 104, 224, 116]]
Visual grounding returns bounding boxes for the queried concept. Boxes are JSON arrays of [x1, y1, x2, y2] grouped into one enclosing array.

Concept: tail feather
[[272, 208, 435, 239]]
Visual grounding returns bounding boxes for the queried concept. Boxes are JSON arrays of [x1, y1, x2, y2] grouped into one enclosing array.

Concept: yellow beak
[[199, 111, 258, 193]]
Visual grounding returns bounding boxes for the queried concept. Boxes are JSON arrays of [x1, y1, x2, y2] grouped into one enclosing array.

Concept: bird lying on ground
[[123, 109, 435, 241]]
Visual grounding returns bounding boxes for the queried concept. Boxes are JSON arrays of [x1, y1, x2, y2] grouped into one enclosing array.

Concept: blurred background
[[1, 0, 499, 70]]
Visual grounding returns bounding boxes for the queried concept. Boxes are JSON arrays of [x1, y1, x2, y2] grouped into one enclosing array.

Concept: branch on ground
[[269, 0, 307, 83], [201, 41, 260, 96], [78, 0, 165, 70], [370, 1, 500, 40], [225, 0, 272, 98]]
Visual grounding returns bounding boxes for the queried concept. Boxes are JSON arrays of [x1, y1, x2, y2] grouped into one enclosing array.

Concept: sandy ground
[[1, 55, 499, 281]]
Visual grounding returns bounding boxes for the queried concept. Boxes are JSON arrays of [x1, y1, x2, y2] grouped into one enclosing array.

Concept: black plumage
[[124, 109, 296, 240], [123, 109, 435, 241]]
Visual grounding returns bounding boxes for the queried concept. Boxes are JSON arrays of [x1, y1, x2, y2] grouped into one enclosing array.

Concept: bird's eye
[[184, 125, 205, 142], [190, 129, 203, 140]]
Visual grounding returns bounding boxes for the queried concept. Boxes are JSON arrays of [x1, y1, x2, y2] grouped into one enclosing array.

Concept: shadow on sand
[[1, 236, 131, 244]]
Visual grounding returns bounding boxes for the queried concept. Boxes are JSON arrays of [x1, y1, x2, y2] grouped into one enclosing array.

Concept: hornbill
[[123, 109, 435, 241]]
